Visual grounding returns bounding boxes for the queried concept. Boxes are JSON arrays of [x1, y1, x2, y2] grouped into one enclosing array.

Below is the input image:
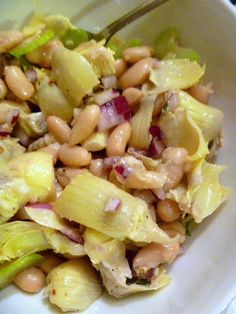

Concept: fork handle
[[94, 0, 169, 41]]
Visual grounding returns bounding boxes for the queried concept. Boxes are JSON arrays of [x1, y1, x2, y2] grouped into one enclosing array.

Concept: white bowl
[[0, 1, 236, 313]]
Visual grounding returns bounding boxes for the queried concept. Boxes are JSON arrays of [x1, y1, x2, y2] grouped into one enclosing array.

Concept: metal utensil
[[91, 0, 169, 41]]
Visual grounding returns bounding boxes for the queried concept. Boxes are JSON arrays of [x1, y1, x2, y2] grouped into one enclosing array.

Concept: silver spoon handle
[[95, 0, 169, 41]]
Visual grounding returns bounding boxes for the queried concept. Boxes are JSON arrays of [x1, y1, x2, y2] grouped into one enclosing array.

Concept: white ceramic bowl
[[0, 1, 236, 313]]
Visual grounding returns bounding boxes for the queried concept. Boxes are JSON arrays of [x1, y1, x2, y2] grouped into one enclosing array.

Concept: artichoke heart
[[46, 259, 102, 312]]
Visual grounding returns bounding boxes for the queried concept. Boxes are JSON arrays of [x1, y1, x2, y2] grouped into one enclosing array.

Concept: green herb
[[161, 102, 169, 114], [126, 277, 151, 286], [183, 216, 195, 236]]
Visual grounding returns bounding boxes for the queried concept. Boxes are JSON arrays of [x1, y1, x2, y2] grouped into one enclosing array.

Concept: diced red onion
[[101, 76, 117, 89], [104, 198, 121, 212], [60, 228, 84, 244], [94, 88, 120, 105], [148, 138, 165, 158], [113, 164, 131, 178], [98, 96, 131, 131], [0, 131, 10, 137], [167, 92, 179, 112], [27, 203, 53, 210], [25, 68, 37, 83], [7, 109, 20, 125], [149, 125, 164, 141], [103, 156, 121, 169]]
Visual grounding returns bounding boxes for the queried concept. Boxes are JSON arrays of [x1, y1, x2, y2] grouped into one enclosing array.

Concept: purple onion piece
[[148, 138, 165, 158], [149, 125, 164, 141], [98, 96, 132, 131], [113, 164, 130, 179], [24, 68, 37, 83], [103, 156, 121, 169], [27, 203, 53, 210], [0, 131, 10, 137], [94, 88, 120, 105], [104, 198, 121, 212], [60, 228, 84, 244]]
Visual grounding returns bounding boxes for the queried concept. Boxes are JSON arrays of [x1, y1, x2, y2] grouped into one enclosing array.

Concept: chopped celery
[[155, 27, 201, 63], [44, 14, 75, 37], [155, 27, 179, 59], [107, 37, 142, 59], [171, 46, 201, 63], [0, 221, 49, 262], [61, 28, 90, 49], [54, 172, 172, 244], [46, 259, 102, 312], [10, 30, 55, 57], [0, 253, 44, 289], [149, 59, 204, 93], [52, 46, 99, 106], [129, 95, 155, 149]]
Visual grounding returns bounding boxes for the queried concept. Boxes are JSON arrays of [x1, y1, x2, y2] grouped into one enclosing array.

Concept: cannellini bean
[[39, 142, 61, 164], [133, 241, 180, 274], [0, 30, 23, 52], [69, 105, 100, 145], [157, 161, 184, 192], [26, 39, 62, 68], [188, 84, 211, 104], [47, 116, 71, 144], [152, 93, 167, 117], [162, 147, 188, 165], [118, 57, 154, 89], [121, 169, 166, 189], [122, 46, 154, 63], [13, 267, 46, 293], [156, 199, 181, 222], [56, 167, 88, 187], [133, 190, 156, 205], [0, 78, 7, 99], [4, 66, 34, 100], [39, 252, 63, 274], [58, 144, 92, 167], [106, 122, 131, 157], [115, 58, 127, 78], [161, 222, 186, 244], [122, 87, 143, 107], [89, 159, 108, 179]]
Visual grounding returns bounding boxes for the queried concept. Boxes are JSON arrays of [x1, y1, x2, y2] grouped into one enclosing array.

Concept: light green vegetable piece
[[44, 14, 75, 37], [46, 259, 102, 312], [37, 77, 73, 123], [54, 172, 172, 244], [61, 28, 90, 50], [52, 46, 99, 106], [0, 175, 30, 224], [10, 30, 55, 57], [82, 131, 108, 152], [149, 59, 204, 93], [84, 228, 171, 298], [0, 253, 44, 289], [0, 221, 49, 262], [155, 27, 200, 62]]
